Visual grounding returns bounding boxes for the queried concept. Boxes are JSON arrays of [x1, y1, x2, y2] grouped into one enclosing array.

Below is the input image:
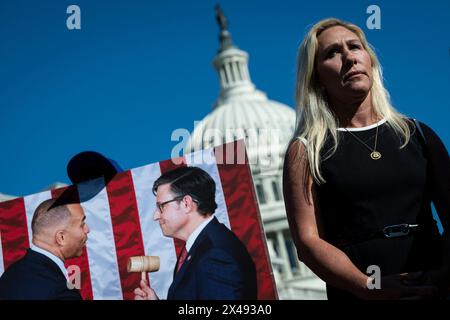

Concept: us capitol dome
[[187, 7, 326, 299]]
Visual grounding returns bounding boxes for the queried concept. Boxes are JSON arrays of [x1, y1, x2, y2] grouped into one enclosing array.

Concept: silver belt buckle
[[382, 224, 418, 238]]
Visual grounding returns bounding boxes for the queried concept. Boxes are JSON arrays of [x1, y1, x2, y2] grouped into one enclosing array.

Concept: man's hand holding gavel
[[134, 278, 159, 300]]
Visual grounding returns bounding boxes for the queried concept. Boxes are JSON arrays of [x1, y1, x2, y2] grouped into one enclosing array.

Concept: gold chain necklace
[[343, 121, 382, 160]]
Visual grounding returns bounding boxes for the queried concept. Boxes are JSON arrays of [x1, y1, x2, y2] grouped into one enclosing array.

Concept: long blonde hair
[[294, 18, 412, 184]]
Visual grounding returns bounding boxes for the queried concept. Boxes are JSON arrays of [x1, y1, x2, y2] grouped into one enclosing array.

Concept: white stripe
[[23, 191, 52, 246], [131, 163, 176, 299], [0, 231, 4, 276], [78, 178, 123, 300], [186, 148, 231, 230]]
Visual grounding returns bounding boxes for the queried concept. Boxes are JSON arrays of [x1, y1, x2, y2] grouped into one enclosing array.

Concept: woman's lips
[[343, 71, 365, 82]]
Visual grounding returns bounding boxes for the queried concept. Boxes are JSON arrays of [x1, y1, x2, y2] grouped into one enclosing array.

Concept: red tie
[[176, 246, 188, 273]]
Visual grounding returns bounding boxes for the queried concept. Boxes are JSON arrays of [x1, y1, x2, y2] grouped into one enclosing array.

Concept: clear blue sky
[[1, 0, 449, 196]]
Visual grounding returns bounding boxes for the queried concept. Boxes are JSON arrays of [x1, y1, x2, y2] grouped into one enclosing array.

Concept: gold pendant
[[370, 151, 381, 160]]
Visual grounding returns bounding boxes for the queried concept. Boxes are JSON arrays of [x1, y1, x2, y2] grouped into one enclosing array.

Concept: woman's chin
[[343, 78, 372, 93], [343, 84, 371, 99]]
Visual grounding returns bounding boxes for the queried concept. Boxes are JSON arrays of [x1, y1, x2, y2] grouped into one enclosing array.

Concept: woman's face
[[315, 26, 373, 104]]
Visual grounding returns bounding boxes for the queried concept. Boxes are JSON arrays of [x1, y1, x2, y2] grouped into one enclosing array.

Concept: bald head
[[31, 198, 72, 237]]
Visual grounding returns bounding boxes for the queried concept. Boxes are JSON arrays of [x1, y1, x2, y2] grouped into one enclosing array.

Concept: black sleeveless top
[[315, 120, 442, 299]]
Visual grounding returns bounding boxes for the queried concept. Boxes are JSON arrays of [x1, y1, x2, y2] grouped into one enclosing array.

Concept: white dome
[[196, 98, 294, 136], [188, 96, 295, 172]]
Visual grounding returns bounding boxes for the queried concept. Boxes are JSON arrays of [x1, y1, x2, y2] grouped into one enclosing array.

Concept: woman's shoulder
[[286, 137, 308, 159], [410, 118, 441, 140], [284, 137, 310, 175], [409, 118, 448, 154]]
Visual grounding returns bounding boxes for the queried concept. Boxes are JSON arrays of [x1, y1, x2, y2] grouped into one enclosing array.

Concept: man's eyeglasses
[[155, 195, 185, 213]]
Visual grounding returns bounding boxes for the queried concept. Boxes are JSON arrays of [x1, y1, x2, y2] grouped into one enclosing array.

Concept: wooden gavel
[[127, 256, 160, 281]]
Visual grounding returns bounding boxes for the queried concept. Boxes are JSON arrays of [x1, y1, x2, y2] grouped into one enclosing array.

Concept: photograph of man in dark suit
[[0, 197, 90, 299], [134, 166, 257, 300]]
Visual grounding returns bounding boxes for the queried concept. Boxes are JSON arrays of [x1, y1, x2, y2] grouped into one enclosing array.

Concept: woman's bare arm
[[283, 139, 370, 297]]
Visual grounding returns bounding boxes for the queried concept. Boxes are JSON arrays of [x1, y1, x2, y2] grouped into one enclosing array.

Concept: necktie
[[176, 246, 188, 273]]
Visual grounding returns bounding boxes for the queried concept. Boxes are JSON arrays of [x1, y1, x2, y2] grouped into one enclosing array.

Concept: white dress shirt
[[185, 216, 214, 252]]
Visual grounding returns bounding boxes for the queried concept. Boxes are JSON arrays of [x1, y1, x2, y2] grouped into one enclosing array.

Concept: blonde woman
[[283, 18, 449, 299]]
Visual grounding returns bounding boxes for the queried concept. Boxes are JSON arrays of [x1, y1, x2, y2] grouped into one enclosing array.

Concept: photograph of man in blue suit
[[134, 166, 257, 300], [0, 197, 90, 300]]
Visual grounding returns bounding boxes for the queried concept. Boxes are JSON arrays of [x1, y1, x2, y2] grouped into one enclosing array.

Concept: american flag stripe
[[0, 198, 29, 271], [130, 162, 175, 299], [79, 178, 123, 299], [106, 171, 147, 300], [0, 231, 4, 275], [215, 141, 278, 300]]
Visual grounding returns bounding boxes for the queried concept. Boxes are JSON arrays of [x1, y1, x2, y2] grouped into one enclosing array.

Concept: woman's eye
[[350, 44, 361, 50], [326, 49, 339, 58]]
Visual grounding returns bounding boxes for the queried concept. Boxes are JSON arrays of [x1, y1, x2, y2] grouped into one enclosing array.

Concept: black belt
[[333, 223, 420, 248]]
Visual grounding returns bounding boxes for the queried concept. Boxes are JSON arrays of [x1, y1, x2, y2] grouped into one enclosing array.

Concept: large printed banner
[[0, 141, 277, 300]]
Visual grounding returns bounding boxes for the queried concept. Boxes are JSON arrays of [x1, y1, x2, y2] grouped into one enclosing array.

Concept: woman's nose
[[343, 48, 357, 66]]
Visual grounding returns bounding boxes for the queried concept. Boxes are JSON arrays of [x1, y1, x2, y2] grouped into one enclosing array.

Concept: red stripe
[[51, 186, 94, 300], [159, 157, 186, 257], [106, 171, 147, 300], [215, 140, 278, 300], [0, 198, 29, 270], [159, 157, 186, 173]]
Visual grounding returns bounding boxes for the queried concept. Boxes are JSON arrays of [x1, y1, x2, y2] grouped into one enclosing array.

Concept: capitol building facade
[[187, 9, 326, 300]]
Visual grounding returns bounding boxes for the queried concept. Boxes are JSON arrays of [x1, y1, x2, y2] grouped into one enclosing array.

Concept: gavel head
[[127, 256, 160, 273]]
